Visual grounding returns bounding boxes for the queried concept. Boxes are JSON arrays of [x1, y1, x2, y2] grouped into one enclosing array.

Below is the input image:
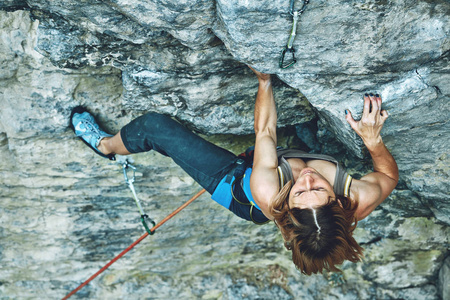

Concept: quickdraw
[[279, 0, 310, 69], [121, 158, 156, 235]]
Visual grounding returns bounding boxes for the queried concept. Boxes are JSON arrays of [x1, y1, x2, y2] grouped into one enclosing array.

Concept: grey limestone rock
[[0, 0, 449, 299]]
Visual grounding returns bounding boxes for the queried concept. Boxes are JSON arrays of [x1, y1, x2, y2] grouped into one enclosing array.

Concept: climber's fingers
[[345, 109, 359, 132]]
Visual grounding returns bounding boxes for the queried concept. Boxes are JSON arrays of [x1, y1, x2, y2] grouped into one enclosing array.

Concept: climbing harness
[[231, 176, 270, 225], [211, 147, 267, 225], [121, 158, 156, 235], [62, 188, 206, 300], [279, 0, 310, 69]]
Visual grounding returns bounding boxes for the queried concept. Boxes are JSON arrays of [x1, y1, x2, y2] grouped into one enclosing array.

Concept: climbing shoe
[[70, 106, 115, 160]]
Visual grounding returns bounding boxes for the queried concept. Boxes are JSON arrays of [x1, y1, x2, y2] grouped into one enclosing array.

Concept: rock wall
[[0, 1, 449, 299]]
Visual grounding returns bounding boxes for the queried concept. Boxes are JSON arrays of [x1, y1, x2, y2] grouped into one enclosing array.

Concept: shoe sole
[[70, 106, 116, 161]]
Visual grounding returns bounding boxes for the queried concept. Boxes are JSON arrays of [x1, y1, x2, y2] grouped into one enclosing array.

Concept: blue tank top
[[242, 168, 262, 210]]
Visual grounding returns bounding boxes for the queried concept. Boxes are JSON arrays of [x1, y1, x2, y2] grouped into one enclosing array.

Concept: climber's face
[[288, 167, 335, 209]]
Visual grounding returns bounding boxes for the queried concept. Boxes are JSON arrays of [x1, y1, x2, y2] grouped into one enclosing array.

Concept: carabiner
[[279, 47, 297, 69], [141, 214, 156, 235], [122, 161, 136, 184], [289, 0, 309, 16]]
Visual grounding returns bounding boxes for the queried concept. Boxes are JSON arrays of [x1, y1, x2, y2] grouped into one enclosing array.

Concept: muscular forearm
[[347, 94, 398, 217], [366, 140, 399, 182], [254, 78, 277, 135]]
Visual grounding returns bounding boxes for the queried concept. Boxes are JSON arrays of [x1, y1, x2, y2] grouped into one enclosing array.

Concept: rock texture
[[0, 1, 449, 299]]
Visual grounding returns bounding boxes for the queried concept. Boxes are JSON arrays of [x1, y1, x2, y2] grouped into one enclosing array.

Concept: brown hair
[[270, 181, 363, 275]]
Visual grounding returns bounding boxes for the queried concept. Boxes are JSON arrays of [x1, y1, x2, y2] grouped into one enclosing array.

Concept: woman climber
[[70, 67, 398, 275]]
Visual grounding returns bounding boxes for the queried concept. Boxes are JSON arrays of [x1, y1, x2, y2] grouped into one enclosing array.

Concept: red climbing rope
[[62, 188, 206, 300]]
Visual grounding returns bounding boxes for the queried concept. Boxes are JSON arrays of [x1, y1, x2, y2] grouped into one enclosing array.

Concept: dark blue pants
[[120, 112, 269, 224]]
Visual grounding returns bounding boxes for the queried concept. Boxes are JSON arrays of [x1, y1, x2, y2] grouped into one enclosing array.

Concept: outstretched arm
[[248, 67, 279, 220], [346, 94, 399, 220]]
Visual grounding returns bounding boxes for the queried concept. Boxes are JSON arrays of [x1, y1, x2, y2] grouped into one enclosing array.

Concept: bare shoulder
[[250, 165, 278, 220], [350, 178, 382, 221]]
